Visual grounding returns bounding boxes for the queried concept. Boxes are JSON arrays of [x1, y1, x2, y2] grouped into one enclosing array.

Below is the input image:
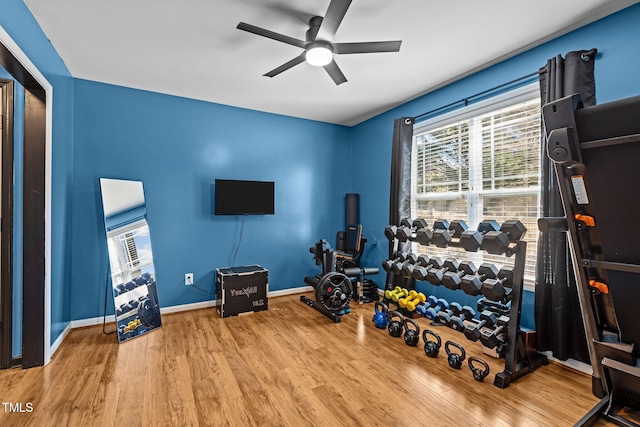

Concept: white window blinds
[[411, 84, 541, 289]]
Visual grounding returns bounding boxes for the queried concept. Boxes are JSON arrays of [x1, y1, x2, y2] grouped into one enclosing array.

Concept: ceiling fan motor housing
[[306, 16, 324, 42]]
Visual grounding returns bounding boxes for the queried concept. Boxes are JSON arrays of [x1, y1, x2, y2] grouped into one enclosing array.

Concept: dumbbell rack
[[384, 220, 416, 292], [384, 219, 548, 388], [489, 240, 548, 388]]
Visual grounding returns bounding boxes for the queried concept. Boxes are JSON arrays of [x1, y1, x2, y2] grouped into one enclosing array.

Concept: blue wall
[[0, 0, 74, 353], [351, 4, 640, 330], [3, 0, 640, 352], [71, 79, 352, 320]]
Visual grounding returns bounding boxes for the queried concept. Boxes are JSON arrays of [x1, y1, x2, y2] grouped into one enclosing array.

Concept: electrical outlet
[[185, 273, 194, 286]]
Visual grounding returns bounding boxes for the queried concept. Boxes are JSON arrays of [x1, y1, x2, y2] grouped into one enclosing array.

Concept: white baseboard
[[65, 286, 312, 332], [70, 301, 218, 328], [269, 286, 312, 297], [49, 322, 72, 358], [160, 300, 217, 315], [71, 315, 116, 328], [541, 351, 593, 375]]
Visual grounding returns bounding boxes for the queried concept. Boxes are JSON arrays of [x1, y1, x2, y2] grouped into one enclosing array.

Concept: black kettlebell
[[403, 318, 420, 346], [387, 311, 404, 338], [468, 357, 490, 382], [372, 301, 389, 329], [422, 329, 441, 358], [445, 340, 466, 369]]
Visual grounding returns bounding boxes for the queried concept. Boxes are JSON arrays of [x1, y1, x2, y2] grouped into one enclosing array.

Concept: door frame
[[0, 25, 52, 367], [0, 78, 14, 369]]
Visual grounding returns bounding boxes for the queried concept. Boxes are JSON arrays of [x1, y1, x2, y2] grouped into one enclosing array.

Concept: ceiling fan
[[237, 0, 402, 85]]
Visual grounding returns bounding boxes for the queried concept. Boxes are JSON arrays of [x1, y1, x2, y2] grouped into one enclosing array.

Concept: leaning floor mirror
[[100, 178, 162, 343]]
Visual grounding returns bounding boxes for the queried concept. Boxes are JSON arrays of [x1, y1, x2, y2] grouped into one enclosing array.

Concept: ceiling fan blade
[[316, 0, 352, 41], [237, 22, 305, 48], [264, 54, 306, 78], [334, 40, 402, 54], [323, 60, 347, 85]]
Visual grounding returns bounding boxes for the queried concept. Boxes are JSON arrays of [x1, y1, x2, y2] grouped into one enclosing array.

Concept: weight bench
[[541, 93, 640, 426], [302, 224, 379, 322]]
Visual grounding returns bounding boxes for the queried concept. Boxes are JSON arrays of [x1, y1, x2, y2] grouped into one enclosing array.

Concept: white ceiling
[[25, 0, 638, 126]]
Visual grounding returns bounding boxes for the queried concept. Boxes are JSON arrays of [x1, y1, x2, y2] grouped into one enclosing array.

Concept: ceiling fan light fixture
[[305, 42, 333, 66]]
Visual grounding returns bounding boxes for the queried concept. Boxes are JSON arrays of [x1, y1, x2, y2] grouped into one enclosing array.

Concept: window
[[411, 84, 541, 290]]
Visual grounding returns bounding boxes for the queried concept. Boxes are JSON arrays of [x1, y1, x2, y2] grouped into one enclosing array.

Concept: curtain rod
[[412, 70, 541, 122]]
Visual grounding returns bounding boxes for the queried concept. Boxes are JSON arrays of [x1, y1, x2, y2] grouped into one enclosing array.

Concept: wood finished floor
[[0, 293, 631, 426]]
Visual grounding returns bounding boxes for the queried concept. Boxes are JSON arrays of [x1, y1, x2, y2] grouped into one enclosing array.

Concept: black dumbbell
[[382, 252, 408, 273], [431, 220, 469, 248], [426, 258, 459, 286], [412, 257, 443, 281], [392, 253, 418, 275], [396, 218, 429, 242], [400, 218, 433, 245], [116, 284, 127, 295], [481, 266, 515, 302], [477, 298, 511, 317], [449, 306, 476, 331], [442, 261, 477, 291], [460, 263, 498, 296], [429, 219, 450, 247], [384, 225, 397, 240], [479, 315, 510, 349], [415, 226, 433, 246], [463, 310, 498, 341], [482, 220, 528, 255], [402, 254, 429, 278], [459, 220, 500, 252], [437, 302, 462, 326]]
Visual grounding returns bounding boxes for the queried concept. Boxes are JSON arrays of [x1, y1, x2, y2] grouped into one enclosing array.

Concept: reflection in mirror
[[100, 178, 162, 343]]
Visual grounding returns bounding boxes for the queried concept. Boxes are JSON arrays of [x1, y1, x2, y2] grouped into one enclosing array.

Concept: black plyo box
[[215, 265, 268, 318]]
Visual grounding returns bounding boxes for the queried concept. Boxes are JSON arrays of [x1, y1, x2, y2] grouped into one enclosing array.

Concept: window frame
[[410, 83, 541, 291]]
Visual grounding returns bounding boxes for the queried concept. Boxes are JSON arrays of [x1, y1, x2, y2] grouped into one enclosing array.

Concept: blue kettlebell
[[372, 301, 389, 329]]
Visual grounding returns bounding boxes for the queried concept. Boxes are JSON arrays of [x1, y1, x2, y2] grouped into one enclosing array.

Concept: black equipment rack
[[492, 240, 548, 388], [541, 93, 640, 426], [383, 221, 548, 388]]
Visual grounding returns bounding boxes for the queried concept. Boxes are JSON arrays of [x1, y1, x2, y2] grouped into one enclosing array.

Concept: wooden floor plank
[[0, 293, 624, 426]]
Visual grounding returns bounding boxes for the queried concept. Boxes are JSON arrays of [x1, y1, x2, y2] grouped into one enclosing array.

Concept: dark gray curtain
[[535, 49, 597, 363], [389, 117, 413, 253], [387, 117, 413, 288]]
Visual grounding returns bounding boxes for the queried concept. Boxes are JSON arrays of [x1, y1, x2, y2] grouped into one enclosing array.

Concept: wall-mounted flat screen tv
[[215, 179, 275, 215]]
